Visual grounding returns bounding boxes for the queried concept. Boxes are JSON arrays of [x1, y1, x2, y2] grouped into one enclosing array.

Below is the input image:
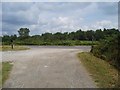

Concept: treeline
[[1, 28, 119, 45]]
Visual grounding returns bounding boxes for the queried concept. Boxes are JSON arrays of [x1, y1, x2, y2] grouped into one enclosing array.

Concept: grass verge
[[0, 45, 29, 51], [78, 52, 118, 88], [0, 62, 13, 87]]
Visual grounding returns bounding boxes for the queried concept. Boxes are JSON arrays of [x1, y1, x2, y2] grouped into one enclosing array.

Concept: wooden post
[[11, 40, 14, 49]]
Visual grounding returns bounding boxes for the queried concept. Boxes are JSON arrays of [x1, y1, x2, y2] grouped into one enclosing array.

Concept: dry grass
[[0, 62, 13, 87], [0, 45, 29, 51], [78, 52, 118, 88]]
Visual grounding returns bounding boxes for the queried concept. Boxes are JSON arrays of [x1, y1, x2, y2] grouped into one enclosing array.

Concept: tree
[[95, 29, 104, 40], [53, 32, 64, 40], [75, 29, 86, 40], [63, 32, 68, 40], [2, 35, 11, 42], [86, 30, 94, 41], [69, 32, 75, 40], [11, 34, 17, 40], [18, 28, 30, 38], [41, 32, 53, 41]]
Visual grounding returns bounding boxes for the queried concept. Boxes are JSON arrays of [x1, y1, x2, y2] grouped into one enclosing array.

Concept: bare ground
[[2, 46, 97, 88]]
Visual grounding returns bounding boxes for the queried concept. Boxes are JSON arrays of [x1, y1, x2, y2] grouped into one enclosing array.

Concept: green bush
[[91, 34, 120, 70]]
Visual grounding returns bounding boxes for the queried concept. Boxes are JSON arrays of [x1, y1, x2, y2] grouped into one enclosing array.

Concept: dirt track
[[2, 46, 97, 88]]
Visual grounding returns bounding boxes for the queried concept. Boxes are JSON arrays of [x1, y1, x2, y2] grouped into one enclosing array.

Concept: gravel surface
[[2, 46, 97, 88]]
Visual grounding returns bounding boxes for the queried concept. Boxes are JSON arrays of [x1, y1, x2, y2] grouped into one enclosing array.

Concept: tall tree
[[18, 28, 30, 37]]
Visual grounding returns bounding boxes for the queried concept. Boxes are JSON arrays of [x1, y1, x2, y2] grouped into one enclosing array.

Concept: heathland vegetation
[[1, 28, 119, 46], [91, 33, 120, 71]]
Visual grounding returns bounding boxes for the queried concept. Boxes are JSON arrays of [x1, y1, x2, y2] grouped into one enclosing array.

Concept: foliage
[[91, 33, 120, 70], [18, 28, 30, 38], [1, 28, 119, 46]]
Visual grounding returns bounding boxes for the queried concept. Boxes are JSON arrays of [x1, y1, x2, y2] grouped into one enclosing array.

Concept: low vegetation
[[91, 33, 120, 71], [78, 52, 118, 88], [0, 62, 13, 87], [14, 40, 98, 46], [1, 28, 119, 46], [0, 45, 29, 51]]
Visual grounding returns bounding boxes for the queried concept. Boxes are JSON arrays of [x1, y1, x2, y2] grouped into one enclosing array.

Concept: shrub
[[91, 34, 120, 70]]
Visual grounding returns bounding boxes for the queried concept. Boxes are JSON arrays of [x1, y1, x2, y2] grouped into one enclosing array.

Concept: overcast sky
[[1, 2, 118, 35]]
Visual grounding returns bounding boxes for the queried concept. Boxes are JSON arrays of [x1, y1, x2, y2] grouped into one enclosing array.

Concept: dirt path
[[2, 46, 97, 88]]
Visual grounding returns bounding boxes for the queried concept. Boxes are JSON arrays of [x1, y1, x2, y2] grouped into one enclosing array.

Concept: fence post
[[11, 40, 14, 49]]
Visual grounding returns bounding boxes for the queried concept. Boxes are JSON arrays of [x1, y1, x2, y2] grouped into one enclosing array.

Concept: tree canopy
[[18, 28, 30, 38]]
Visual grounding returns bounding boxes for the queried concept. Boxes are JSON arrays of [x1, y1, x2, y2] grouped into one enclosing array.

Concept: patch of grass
[[0, 62, 13, 87], [0, 45, 29, 51], [78, 52, 118, 88]]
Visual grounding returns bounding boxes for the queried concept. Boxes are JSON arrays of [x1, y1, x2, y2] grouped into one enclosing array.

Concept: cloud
[[2, 2, 32, 12], [82, 20, 118, 30], [95, 20, 118, 29], [1, 0, 120, 2], [97, 2, 118, 15], [2, 3, 39, 25], [30, 16, 82, 34], [1, 2, 118, 35]]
